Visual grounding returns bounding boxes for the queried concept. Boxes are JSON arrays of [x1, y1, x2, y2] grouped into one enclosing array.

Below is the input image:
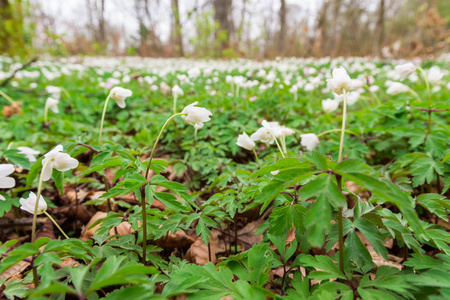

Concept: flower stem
[[417, 67, 431, 106], [317, 128, 357, 138], [144, 113, 186, 181], [44, 101, 49, 125], [338, 91, 348, 163], [31, 158, 54, 243], [173, 95, 178, 115], [98, 93, 111, 147], [0, 89, 15, 104], [407, 87, 422, 103], [252, 148, 260, 167], [273, 135, 286, 158], [337, 90, 348, 274], [43, 211, 69, 239], [141, 112, 185, 263]]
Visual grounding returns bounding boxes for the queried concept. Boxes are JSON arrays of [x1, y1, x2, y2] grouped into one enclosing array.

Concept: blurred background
[[0, 0, 449, 59]]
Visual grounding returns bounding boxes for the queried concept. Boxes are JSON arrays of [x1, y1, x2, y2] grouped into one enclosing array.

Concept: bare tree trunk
[[98, 0, 106, 44], [213, 0, 232, 53], [278, 0, 286, 55], [330, 0, 342, 56], [171, 0, 184, 56], [372, 0, 385, 56]]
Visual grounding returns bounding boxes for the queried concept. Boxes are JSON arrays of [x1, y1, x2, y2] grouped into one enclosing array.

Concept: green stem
[[273, 135, 286, 158], [173, 95, 178, 115], [417, 67, 431, 106], [235, 86, 240, 98], [60, 87, 71, 99], [44, 101, 49, 125], [364, 85, 381, 105], [0, 89, 14, 104], [98, 93, 111, 147], [194, 127, 198, 147], [144, 113, 186, 181], [31, 158, 54, 243], [337, 91, 348, 163], [43, 211, 69, 239], [336, 90, 348, 274], [338, 206, 344, 273], [317, 128, 357, 138], [141, 112, 185, 262], [407, 87, 422, 103], [252, 148, 260, 167]]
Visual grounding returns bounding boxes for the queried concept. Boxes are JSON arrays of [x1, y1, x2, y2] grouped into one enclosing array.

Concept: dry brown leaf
[[237, 219, 264, 251], [60, 257, 80, 268], [2, 101, 22, 118], [80, 211, 134, 241], [185, 238, 217, 265], [155, 231, 195, 248], [0, 260, 30, 280]]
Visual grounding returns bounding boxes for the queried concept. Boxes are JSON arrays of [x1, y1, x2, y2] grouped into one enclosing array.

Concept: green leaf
[[79, 157, 123, 176], [299, 254, 346, 280], [417, 193, 449, 221], [26, 156, 44, 188], [410, 156, 443, 187], [304, 150, 328, 171], [354, 217, 389, 260], [154, 192, 192, 212], [304, 194, 331, 247], [344, 230, 375, 273]]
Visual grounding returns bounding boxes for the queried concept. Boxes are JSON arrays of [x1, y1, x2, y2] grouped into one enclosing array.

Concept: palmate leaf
[[354, 217, 389, 260], [334, 163, 425, 238], [410, 156, 443, 187], [344, 230, 375, 273], [417, 193, 450, 221], [304, 194, 331, 247], [299, 254, 347, 281]]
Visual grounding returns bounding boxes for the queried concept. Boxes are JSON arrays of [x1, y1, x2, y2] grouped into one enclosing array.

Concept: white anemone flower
[[386, 82, 410, 95], [300, 133, 320, 151], [181, 102, 212, 129], [19, 192, 47, 215], [427, 66, 444, 85], [322, 98, 340, 113], [109, 86, 132, 108], [46, 97, 59, 113], [41, 145, 79, 181], [250, 127, 274, 144], [236, 132, 255, 151], [327, 67, 352, 95], [172, 84, 184, 97], [45, 86, 62, 99], [347, 91, 360, 106], [0, 164, 15, 188], [395, 63, 416, 80], [18, 147, 40, 162]]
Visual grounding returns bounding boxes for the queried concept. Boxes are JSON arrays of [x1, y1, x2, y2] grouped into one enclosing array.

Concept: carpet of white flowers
[[0, 55, 449, 299]]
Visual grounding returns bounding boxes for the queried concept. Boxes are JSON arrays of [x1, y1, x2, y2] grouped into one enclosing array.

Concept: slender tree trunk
[[213, 0, 232, 53], [372, 0, 385, 56], [98, 0, 106, 44], [278, 0, 286, 55], [171, 0, 184, 56]]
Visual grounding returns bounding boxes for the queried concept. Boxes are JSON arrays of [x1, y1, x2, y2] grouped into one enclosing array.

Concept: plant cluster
[[0, 55, 449, 299]]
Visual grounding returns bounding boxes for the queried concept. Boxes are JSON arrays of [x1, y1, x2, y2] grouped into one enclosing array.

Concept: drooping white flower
[[172, 84, 184, 97], [386, 82, 410, 95], [427, 66, 444, 85], [0, 164, 15, 189], [181, 102, 212, 129], [369, 85, 379, 92], [109, 87, 132, 108], [322, 98, 340, 113], [250, 127, 274, 144], [45, 86, 62, 99], [395, 63, 416, 80], [236, 132, 255, 151], [18, 147, 40, 162], [41, 145, 79, 181], [347, 91, 360, 106], [327, 67, 352, 95], [160, 82, 171, 95], [289, 86, 298, 94], [46, 97, 59, 113], [300, 133, 320, 151], [19, 192, 47, 215]]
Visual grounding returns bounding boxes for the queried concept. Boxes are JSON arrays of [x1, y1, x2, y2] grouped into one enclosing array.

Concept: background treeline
[[0, 0, 449, 58]]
